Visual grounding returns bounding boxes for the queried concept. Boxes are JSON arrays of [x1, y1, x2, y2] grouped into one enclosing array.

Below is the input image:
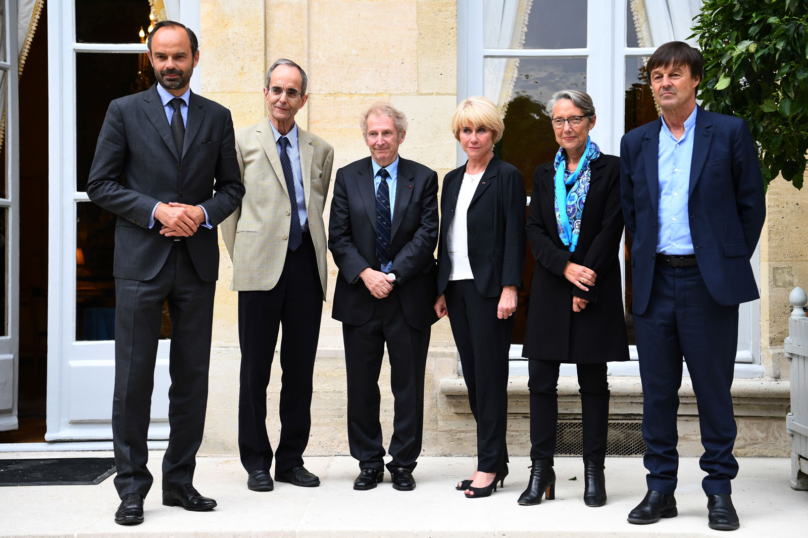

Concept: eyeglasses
[[268, 87, 302, 100], [551, 115, 590, 128]]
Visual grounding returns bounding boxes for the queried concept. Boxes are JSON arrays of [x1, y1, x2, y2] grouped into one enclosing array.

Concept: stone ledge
[[440, 376, 791, 418]]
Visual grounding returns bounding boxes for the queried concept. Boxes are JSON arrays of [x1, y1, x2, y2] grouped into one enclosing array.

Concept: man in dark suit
[[620, 42, 765, 531], [87, 21, 244, 525], [328, 102, 439, 492]]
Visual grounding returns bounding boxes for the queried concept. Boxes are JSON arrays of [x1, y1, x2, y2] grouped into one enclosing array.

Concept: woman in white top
[[434, 97, 527, 499]]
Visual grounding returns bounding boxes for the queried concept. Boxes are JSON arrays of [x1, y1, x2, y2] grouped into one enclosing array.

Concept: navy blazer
[[620, 107, 766, 316]]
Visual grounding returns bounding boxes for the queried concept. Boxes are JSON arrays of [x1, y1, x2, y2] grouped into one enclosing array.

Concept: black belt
[[657, 253, 697, 267]]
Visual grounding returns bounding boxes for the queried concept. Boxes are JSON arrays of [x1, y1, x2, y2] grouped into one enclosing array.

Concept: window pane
[[0, 207, 6, 336], [75, 0, 153, 44], [484, 0, 587, 50], [624, 56, 658, 345], [0, 96, 6, 199], [0, 0, 6, 63], [485, 57, 587, 344], [76, 202, 172, 340], [76, 53, 155, 191]]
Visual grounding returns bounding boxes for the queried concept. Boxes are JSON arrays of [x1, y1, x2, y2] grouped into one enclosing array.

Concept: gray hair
[[265, 58, 308, 96], [547, 89, 596, 117], [360, 102, 408, 142]]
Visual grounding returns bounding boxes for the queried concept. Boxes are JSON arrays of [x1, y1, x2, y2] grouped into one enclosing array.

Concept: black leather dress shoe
[[247, 470, 274, 492], [353, 468, 384, 490], [276, 466, 320, 487], [708, 494, 740, 531], [391, 467, 416, 491], [162, 484, 217, 511], [627, 491, 677, 524], [114, 493, 144, 526]]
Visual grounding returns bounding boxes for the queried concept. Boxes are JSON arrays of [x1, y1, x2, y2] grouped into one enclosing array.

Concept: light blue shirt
[[148, 84, 211, 230], [270, 122, 308, 231], [656, 105, 697, 255], [372, 156, 399, 273]]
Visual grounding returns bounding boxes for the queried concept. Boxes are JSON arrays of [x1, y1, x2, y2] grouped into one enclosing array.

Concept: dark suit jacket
[[328, 156, 439, 330], [87, 84, 245, 283], [620, 107, 766, 315], [522, 154, 629, 364], [436, 155, 526, 298]]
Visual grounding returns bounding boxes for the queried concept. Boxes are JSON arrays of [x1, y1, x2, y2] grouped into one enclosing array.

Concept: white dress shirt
[[447, 171, 484, 280]]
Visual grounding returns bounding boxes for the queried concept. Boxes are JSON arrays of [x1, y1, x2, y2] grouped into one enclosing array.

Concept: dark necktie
[[278, 136, 302, 251], [375, 168, 392, 269], [170, 98, 185, 159]]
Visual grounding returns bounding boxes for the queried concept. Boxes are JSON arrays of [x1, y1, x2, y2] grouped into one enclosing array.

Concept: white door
[[0, 0, 20, 433], [46, 0, 200, 441]]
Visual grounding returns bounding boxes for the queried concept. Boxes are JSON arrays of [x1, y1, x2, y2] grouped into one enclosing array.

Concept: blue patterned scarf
[[553, 138, 600, 252]]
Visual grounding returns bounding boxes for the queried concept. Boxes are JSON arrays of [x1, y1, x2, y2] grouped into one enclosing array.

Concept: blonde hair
[[360, 102, 408, 142], [451, 96, 505, 144]]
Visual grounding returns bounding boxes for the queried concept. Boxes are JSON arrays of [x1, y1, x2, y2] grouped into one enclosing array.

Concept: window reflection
[[485, 57, 587, 344], [75, 0, 152, 44], [484, 0, 587, 50], [76, 202, 172, 341], [624, 55, 659, 345]]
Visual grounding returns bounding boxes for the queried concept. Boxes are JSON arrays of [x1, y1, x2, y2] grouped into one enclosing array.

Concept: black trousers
[[237, 234, 323, 474], [528, 359, 609, 465], [444, 280, 513, 473], [634, 261, 739, 496], [112, 240, 216, 498], [342, 289, 430, 473]]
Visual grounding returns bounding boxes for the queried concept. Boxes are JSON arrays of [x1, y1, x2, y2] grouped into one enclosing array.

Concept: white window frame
[[46, 1, 201, 442], [457, 0, 762, 378]]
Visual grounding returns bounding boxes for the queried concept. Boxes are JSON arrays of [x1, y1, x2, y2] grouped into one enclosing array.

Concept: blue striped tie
[[278, 136, 302, 251], [375, 168, 392, 269]]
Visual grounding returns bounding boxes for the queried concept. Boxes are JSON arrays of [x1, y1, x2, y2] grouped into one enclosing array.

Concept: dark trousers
[[112, 241, 216, 498], [342, 289, 430, 473], [528, 360, 609, 465], [634, 261, 739, 496], [444, 280, 513, 473], [237, 234, 322, 474]]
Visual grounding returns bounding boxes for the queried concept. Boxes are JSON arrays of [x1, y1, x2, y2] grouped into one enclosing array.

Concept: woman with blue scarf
[[519, 90, 629, 507]]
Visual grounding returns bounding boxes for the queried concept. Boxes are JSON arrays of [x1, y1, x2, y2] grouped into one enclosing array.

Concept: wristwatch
[[388, 273, 398, 287]]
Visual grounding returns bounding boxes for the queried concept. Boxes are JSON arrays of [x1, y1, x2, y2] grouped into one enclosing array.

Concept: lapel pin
[[482, 181, 486, 184]]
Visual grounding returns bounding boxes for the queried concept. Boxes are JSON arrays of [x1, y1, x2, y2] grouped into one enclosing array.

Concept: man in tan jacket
[[221, 59, 334, 493]]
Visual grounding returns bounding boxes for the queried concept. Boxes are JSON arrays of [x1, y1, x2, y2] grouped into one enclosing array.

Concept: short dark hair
[[646, 41, 704, 86], [147, 20, 199, 57]]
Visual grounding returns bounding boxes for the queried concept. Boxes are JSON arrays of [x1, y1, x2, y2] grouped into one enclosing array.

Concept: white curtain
[[630, 0, 704, 48], [483, 0, 533, 113], [150, 0, 180, 22]]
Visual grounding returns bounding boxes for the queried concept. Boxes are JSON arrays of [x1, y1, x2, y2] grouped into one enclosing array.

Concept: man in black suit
[[87, 21, 244, 525], [328, 102, 439, 491], [621, 42, 765, 531]]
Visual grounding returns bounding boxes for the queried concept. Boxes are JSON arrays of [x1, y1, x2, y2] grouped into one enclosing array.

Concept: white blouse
[[447, 171, 485, 281]]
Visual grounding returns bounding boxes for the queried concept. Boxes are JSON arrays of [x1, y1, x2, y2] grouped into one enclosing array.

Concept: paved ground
[[0, 453, 806, 537]]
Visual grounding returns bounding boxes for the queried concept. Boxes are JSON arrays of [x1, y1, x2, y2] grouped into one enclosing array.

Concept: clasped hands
[[156, 202, 206, 237], [360, 268, 396, 299], [564, 261, 596, 313], [433, 285, 518, 320]]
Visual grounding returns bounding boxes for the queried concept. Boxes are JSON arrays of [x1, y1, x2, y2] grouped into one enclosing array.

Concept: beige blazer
[[221, 117, 334, 296]]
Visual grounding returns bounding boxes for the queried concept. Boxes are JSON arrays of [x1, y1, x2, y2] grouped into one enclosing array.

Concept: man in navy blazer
[[620, 42, 765, 531]]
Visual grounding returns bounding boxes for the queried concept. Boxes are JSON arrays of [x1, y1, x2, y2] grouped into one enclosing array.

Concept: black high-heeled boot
[[583, 460, 607, 507], [517, 459, 556, 506]]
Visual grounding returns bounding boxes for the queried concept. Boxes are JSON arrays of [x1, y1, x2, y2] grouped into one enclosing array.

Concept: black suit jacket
[[620, 107, 766, 315], [328, 156, 439, 330], [436, 156, 527, 298], [87, 84, 245, 283], [522, 154, 629, 364]]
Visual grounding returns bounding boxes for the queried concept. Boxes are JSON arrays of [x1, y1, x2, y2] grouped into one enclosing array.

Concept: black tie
[[170, 98, 185, 159], [278, 136, 303, 251], [375, 168, 392, 269]]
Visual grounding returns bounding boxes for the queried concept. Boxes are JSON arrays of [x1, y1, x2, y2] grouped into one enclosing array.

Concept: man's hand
[[563, 262, 597, 292], [157, 202, 205, 237], [497, 286, 518, 320], [572, 296, 589, 312], [360, 268, 393, 299], [434, 294, 448, 318]]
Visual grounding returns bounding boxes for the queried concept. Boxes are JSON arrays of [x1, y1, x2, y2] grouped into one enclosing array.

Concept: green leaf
[[716, 74, 732, 90], [761, 99, 778, 113], [780, 97, 793, 117], [749, 24, 762, 36], [797, 67, 808, 80], [768, 16, 781, 24]]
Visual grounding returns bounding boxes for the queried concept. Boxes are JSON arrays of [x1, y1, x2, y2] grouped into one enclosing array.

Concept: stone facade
[[197, 0, 794, 459]]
